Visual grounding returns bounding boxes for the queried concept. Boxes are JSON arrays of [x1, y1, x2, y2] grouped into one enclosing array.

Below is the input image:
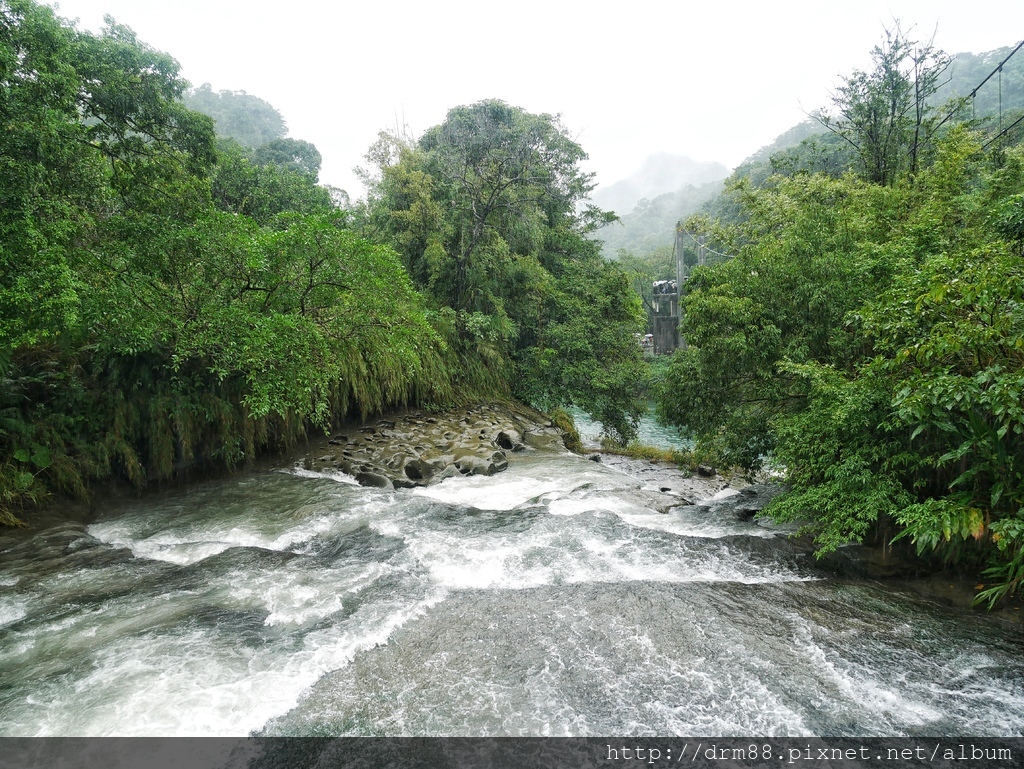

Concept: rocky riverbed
[[300, 401, 792, 524], [302, 401, 568, 490]]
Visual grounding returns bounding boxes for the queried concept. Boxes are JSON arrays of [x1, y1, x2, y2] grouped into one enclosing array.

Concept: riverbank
[[6, 398, 1021, 623], [1, 400, 562, 536], [569, 442, 1024, 622]]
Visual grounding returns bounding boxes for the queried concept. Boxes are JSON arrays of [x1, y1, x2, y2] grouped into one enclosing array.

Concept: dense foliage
[[1, 4, 645, 525], [657, 26, 1024, 605], [182, 83, 287, 148], [360, 100, 647, 442], [0, 0, 455, 524]]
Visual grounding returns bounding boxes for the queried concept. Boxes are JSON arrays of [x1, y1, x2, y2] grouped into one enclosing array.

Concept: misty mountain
[[590, 153, 728, 216], [594, 181, 723, 258]]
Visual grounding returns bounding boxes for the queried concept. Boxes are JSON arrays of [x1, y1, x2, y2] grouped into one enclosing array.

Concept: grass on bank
[[598, 438, 698, 471]]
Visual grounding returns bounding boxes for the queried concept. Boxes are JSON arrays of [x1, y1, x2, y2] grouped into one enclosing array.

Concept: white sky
[[49, 0, 1024, 197]]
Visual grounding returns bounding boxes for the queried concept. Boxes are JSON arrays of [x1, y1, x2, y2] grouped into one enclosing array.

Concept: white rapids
[[0, 449, 1021, 737]]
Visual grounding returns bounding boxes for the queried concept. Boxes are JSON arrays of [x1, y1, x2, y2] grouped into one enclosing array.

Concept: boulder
[[354, 471, 393, 489], [522, 428, 564, 451], [454, 454, 495, 476], [497, 430, 525, 451], [490, 450, 509, 473], [706, 483, 784, 521], [401, 458, 434, 483]]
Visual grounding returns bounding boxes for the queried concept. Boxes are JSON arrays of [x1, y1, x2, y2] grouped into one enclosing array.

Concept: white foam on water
[[11, 595, 206, 672], [411, 457, 614, 512], [88, 508, 359, 566], [12, 585, 449, 737], [281, 465, 360, 486], [644, 689, 811, 737], [704, 488, 741, 502], [574, 538, 802, 586], [547, 493, 642, 518], [412, 474, 568, 511], [904, 649, 1024, 735], [220, 560, 394, 628], [788, 614, 944, 730], [0, 596, 28, 628], [85, 469, 381, 568], [616, 506, 783, 540], [385, 508, 808, 592], [7, 449, 1022, 738], [556, 612, 812, 736], [399, 455, 806, 586], [381, 519, 558, 591]]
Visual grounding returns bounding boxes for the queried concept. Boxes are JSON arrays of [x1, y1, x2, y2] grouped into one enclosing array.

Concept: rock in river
[[302, 402, 569, 489]]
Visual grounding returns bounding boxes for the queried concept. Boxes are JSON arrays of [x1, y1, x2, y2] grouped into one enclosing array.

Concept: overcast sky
[[49, 0, 1024, 197]]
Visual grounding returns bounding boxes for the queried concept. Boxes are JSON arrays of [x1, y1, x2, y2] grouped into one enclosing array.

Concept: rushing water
[[1, 446, 1022, 738]]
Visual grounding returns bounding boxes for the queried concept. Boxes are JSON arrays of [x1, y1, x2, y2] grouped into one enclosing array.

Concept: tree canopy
[[182, 82, 287, 147], [362, 100, 646, 442], [0, 0, 455, 525]]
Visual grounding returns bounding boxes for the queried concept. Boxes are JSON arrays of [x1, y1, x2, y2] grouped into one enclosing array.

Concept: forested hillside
[[716, 38, 1024, 191], [0, 0, 644, 525], [658, 26, 1024, 606], [594, 181, 724, 259]]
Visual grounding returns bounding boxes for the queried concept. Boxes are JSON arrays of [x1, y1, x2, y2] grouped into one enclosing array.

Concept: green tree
[[211, 138, 333, 223], [1, 1, 456, 525], [183, 83, 286, 147], [412, 100, 606, 310], [251, 137, 322, 179], [656, 173, 904, 468], [818, 23, 951, 185], [1, 1, 215, 350], [1, 0, 218, 521], [862, 134, 1024, 604], [364, 100, 645, 441], [1, 0, 91, 349]]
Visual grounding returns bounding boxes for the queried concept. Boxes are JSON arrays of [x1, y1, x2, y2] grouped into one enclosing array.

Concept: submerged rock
[[699, 484, 785, 522]]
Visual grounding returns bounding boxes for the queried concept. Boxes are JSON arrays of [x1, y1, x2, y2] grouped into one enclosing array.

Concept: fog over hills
[[590, 153, 729, 216]]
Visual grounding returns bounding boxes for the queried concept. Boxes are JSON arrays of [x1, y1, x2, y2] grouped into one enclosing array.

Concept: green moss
[[598, 438, 695, 468], [549, 407, 584, 454]]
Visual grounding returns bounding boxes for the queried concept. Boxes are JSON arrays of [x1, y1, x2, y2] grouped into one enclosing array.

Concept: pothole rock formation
[[304, 402, 567, 489]]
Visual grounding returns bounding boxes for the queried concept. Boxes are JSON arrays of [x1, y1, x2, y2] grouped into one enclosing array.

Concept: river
[[1, 430, 1022, 738], [568, 406, 693, 451]]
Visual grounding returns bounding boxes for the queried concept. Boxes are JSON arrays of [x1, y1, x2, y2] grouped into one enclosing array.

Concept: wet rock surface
[[303, 402, 566, 489], [594, 452, 741, 505], [714, 483, 786, 521]]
